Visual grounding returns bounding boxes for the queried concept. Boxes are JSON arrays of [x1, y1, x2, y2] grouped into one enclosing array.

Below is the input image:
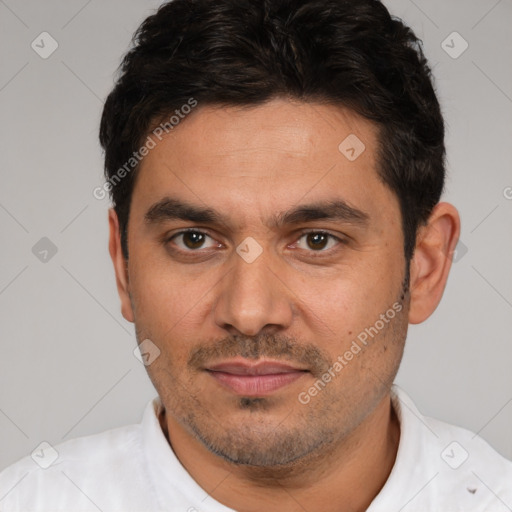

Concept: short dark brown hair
[[99, 0, 445, 262]]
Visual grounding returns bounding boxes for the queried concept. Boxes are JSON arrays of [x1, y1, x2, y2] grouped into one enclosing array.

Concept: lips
[[205, 359, 308, 396], [208, 360, 305, 375]]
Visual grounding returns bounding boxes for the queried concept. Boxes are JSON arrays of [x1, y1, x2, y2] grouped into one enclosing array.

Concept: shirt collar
[[140, 385, 437, 511], [367, 384, 442, 510], [141, 396, 237, 511]]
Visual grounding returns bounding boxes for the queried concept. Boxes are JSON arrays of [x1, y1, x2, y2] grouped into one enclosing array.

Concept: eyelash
[[165, 228, 346, 257]]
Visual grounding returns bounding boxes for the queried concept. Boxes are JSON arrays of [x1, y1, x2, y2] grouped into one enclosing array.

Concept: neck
[[161, 394, 400, 512]]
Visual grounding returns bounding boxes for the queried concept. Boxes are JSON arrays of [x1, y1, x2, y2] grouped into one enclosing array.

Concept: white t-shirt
[[1, 385, 511, 511]]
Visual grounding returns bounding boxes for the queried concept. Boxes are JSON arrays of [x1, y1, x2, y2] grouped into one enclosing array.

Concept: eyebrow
[[144, 196, 369, 230]]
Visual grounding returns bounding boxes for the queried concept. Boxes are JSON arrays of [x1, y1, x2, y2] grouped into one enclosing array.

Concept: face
[[115, 98, 411, 466]]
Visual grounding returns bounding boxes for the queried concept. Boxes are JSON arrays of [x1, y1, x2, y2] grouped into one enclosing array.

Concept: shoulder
[[0, 422, 154, 511], [427, 413, 512, 497], [382, 386, 512, 511]]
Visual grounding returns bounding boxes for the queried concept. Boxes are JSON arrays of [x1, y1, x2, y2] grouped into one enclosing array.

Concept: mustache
[[188, 333, 332, 378]]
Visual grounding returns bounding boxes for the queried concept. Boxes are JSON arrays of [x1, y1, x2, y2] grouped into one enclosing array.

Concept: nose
[[213, 244, 294, 337]]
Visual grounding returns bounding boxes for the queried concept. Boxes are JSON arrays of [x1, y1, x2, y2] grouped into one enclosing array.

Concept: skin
[[108, 98, 460, 512]]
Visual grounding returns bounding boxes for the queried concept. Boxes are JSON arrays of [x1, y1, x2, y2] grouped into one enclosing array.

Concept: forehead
[[152, 98, 378, 166], [131, 98, 398, 230]]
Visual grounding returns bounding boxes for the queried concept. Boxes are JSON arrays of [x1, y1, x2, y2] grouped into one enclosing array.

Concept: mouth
[[205, 359, 309, 396]]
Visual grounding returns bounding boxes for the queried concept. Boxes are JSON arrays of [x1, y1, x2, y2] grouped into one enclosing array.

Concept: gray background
[[0, 0, 511, 472]]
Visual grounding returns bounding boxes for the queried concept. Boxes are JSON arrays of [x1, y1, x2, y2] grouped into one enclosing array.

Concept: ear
[[408, 202, 461, 324], [108, 208, 134, 323]]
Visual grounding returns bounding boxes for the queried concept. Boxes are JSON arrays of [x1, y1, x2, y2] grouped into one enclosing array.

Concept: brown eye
[[182, 231, 206, 249], [170, 230, 217, 251], [306, 232, 329, 250], [294, 231, 341, 253]]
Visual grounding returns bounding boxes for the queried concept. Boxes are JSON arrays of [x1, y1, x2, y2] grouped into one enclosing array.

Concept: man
[[1, 0, 511, 510]]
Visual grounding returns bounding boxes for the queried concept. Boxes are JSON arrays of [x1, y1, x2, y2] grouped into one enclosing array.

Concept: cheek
[[128, 256, 212, 333], [293, 262, 402, 348]]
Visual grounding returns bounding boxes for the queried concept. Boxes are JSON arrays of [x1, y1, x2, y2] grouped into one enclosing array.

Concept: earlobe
[[408, 202, 460, 324], [108, 209, 135, 323]]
